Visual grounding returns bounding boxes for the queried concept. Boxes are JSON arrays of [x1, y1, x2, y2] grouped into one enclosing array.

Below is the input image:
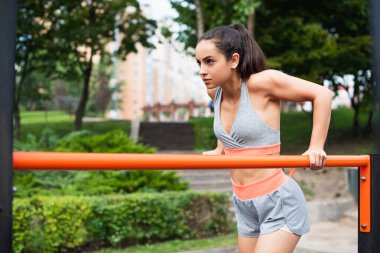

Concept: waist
[[224, 142, 280, 155], [231, 169, 288, 200]]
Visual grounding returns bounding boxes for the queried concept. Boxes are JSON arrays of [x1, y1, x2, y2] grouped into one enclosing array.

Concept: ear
[[230, 53, 240, 69]]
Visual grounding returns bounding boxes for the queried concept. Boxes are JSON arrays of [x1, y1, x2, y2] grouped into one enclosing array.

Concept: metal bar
[[0, 0, 17, 252], [370, 154, 380, 251], [359, 161, 371, 233], [13, 152, 369, 170], [359, 154, 380, 252]]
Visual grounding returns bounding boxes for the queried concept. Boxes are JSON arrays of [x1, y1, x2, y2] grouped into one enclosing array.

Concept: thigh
[[238, 235, 258, 253], [254, 230, 301, 253]]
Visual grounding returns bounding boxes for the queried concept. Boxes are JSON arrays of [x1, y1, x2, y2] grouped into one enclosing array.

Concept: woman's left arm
[[264, 69, 333, 170]]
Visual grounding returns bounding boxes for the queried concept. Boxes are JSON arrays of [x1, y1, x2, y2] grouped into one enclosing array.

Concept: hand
[[301, 147, 327, 170], [202, 148, 224, 155]]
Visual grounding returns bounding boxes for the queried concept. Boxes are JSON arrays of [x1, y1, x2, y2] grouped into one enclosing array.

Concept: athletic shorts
[[231, 170, 310, 238]]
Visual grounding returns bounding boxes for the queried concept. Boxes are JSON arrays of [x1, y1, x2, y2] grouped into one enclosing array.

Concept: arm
[[263, 70, 333, 169], [202, 88, 225, 155], [203, 139, 225, 155]]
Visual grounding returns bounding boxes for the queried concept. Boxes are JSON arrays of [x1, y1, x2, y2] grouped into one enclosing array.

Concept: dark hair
[[198, 24, 267, 79]]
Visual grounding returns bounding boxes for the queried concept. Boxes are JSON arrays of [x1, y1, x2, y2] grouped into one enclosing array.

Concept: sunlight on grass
[[90, 232, 237, 253], [20, 110, 72, 124]]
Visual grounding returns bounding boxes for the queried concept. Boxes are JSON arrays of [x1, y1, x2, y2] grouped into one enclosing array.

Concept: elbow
[[314, 88, 333, 106], [325, 88, 334, 104]]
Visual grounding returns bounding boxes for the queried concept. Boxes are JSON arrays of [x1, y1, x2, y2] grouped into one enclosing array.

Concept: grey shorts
[[232, 176, 310, 238]]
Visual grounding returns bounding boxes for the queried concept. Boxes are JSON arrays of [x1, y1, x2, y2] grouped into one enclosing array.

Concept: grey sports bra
[[213, 80, 280, 149]]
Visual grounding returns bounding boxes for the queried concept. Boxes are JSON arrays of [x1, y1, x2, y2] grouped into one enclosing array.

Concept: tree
[[169, 0, 259, 51], [47, 0, 156, 130], [15, 0, 65, 139], [169, 0, 374, 136]]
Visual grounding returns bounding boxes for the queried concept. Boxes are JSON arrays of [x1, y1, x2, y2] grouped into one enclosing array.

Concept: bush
[[189, 117, 216, 151], [54, 129, 156, 153], [13, 192, 233, 252], [14, 130, 188, 197], [14, 128, 61, 151], [19, 120, 131, 143]]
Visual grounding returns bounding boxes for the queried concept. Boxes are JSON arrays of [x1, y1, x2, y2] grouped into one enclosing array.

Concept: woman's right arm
[[202, 87, 224, 155], [202, 137, 225, 155]]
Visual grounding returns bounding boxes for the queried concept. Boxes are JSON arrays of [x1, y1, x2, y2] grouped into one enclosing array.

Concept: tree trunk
[[74, 54, 93, 131], [13, 98, 21, 140], [247, 12, 255, 36], [351, 79, 360, 137], [14, 53, 29, 140], [352, 105, 359, 137], [194, 0, 204, 39], [364, 109, 373, 134]]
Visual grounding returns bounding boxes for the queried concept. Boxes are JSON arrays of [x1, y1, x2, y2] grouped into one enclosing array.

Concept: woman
[[198, 24, 332, 253]]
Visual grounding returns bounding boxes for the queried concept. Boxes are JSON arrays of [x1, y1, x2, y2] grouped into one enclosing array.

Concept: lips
[[203, 79, 212, 84]]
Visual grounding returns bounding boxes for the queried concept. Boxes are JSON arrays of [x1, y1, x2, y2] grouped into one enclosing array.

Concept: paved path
[[177, 207, 358, 253]]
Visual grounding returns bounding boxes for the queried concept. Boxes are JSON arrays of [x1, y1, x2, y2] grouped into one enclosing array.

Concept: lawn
[[89, 232, 237, 253], [20, 110, 72, 124], [18, 111, 131, 142]]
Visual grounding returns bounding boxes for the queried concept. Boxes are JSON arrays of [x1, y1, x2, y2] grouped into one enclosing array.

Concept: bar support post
[[0, 0, 17, 252]]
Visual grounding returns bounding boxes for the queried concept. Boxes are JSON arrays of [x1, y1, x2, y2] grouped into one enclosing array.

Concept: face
[[195, 40, 239, 89]]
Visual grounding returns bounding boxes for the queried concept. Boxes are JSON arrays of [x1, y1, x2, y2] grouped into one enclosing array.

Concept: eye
[[206, 59, 214, 64]]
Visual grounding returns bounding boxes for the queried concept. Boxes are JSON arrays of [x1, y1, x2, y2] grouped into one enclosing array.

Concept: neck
[[220, 74, 243, 101]]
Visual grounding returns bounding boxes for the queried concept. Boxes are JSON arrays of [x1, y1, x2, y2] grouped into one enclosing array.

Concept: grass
[[19, 111, 131, 142], [90, 232, 238, 253], [20, 110, 72, 124]]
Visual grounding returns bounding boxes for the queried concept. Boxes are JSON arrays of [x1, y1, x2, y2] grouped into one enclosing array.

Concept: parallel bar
[[13, 152, 369, 170], [371, 154, 380, 251], [359, 162, 371, 233], [359, 154, 380, 251], [0, 0, 17, 251]]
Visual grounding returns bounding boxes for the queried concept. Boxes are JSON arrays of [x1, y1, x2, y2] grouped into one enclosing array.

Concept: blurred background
[[12, 0, 376, 252]]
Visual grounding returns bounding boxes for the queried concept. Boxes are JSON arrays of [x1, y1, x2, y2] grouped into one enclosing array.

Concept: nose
[[199, 64, 207, 76]]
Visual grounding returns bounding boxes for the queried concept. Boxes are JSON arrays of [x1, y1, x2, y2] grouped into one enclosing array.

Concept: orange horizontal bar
[[13, 152, 369, 170]]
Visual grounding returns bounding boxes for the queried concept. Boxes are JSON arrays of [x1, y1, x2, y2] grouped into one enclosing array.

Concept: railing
[[11, 152, 379, 252]]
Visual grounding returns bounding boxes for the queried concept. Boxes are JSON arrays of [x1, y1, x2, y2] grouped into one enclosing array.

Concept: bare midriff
[[230, 155, 280, 185], [224, 143, 282, 185]]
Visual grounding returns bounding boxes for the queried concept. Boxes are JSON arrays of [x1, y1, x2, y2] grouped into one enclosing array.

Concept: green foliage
[[259, 17, 337, 82], [19, 119, 131, 143], [169, 0, 256, 52], [55, 129, 155, 153], [14, 129, 189, 197], [13, 192, 232, 253], [189, 117, 217, 150], [169, 0, 375, 136], [14, 128, 61, 151], [16, 0, 157, 134]]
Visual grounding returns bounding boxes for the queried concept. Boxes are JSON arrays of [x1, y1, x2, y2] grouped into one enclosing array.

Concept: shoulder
[[246, 69, 283, 95], [247, 69, 283, 88]]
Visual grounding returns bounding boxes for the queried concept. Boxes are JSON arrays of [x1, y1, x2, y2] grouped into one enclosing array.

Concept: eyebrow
[[196, 56, 213, 63]]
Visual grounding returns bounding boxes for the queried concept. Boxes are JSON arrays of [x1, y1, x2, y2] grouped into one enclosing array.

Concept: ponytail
[[198, 24, 267, 79]]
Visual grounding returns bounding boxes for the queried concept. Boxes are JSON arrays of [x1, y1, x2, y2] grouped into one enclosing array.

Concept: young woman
[[198, 24, 332, 253]]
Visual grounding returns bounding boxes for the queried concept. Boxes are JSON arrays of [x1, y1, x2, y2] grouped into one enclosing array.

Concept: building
[[109, 26, 210, 121]]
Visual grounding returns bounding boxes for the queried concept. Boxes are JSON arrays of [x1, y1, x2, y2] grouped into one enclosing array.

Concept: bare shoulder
[[246, 69, 282, 93]]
